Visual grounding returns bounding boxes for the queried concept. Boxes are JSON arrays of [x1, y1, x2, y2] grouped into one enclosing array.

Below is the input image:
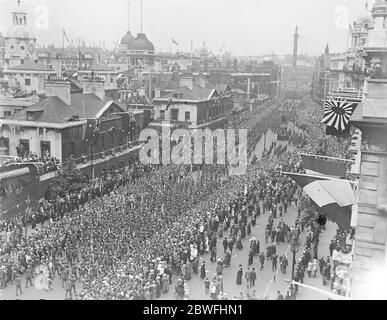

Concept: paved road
[[2, 200, 337, 300]]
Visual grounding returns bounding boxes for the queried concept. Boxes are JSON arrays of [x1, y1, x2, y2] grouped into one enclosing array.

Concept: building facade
[[2, 62, 56, 95], [0, 76, 144, 177], [151, 75, 233, 131], [349, 0, 387, 300], [4, 0, 37, 68]]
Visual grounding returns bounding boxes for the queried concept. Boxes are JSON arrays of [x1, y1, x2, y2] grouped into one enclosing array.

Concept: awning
[[304, 180, 355, 207]]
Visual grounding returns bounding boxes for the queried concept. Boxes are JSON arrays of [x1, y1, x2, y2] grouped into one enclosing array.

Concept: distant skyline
[[0, 0, 374, 56]]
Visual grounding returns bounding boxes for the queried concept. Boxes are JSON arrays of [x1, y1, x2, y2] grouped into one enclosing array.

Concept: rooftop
[[5, 61, 55, 72], [160, 85, 214, 101], [7, 93, 118, 123]]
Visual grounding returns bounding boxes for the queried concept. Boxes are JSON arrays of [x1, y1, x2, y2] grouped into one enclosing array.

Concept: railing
[[76, 141, 139, 165]]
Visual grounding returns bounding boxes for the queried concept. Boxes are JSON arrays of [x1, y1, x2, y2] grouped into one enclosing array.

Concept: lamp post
[[290, 236, 300, 299], [290, 236, 300, 280]]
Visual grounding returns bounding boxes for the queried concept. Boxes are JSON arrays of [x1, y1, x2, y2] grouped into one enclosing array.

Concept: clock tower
[[4, 0, 37, 68]]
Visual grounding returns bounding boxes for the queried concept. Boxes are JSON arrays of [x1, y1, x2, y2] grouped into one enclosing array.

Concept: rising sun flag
[[321, 99, 357, 132]]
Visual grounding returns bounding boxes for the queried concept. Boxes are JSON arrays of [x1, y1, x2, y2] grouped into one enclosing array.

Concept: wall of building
[[0, 124, 62, 159], [4, 72, 48, 94], [4, 37, 36, 67], [0, 96, 39, 119]]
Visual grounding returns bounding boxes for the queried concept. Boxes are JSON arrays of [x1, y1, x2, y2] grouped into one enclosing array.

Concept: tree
[[49, 156, 87, 198]]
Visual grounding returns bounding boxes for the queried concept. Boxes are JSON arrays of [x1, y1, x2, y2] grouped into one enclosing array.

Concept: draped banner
[[301, 155, 347, 178], [0, 165, 39, 221]]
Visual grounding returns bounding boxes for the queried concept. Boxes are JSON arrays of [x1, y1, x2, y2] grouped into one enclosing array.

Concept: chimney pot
[[179, 76, 194, 90], [82, 76, 106, 100]]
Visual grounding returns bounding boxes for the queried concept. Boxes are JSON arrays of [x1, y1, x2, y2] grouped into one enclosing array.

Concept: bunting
[[84, 118, 101, 144]]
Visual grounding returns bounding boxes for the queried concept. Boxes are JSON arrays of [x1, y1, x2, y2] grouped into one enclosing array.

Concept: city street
[[2, 200, 336, 300]]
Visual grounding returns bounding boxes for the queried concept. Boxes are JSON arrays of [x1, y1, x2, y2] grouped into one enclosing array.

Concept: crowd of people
[[1, 152, 60, 175], [0, 97, 353, 300], [0, 88, 34, 98]]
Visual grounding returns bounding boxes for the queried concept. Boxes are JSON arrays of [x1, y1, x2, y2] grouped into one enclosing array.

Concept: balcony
[[76, 142, 139, 165]]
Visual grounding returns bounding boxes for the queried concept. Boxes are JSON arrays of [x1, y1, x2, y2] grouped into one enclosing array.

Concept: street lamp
[[290, 236, 300, 299], [290, 236, 301, 281]]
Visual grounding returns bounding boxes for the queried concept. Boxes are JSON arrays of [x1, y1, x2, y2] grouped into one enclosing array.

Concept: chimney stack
[[82, 75, 105, 101], [179, 75, 194, 90], [45, 77, 72, 105], [194, 74, 206, 88]]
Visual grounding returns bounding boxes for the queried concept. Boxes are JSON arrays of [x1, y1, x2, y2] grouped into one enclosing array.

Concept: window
[[101, 135, 105, 151], [70, 143, 76, 156], [111, 133, 115, 147], [25, 79, 31, 86], [3, 111, 11, 117], [185, 111, 190, 122], [10, 45, 14, 50], [0, 137, 9, 155], [21, 46, 25, 50], [41, 141, 51, 157], [27, 111, 34, 121], [171, 109, 179, 121], [160, 110, 165, 120], [18, 139, 30, 157]]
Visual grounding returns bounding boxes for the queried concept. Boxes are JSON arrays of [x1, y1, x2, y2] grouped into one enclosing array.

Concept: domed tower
[[128, 33, 155, 68], [4, 0, 37, 68], [120, 31, 135, 48], [118, 30, 135, 61], [350, 2, 373, 52]]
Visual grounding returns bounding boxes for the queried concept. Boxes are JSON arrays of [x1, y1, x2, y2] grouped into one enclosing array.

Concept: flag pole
[[281, 171, 359, 184], [299, 153, 356, 163]]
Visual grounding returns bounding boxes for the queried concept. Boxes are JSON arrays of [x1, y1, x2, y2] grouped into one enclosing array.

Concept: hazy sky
[[0, 0, 373, 56]]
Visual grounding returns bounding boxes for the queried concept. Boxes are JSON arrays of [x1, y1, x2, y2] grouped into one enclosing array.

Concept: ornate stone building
[[349, 0, 387, 300]]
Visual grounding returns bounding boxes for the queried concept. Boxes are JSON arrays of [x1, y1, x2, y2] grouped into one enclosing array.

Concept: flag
[[84, 118, 100, 144], [301, 155, 347, 178], [121, 113, 130, 135], [63, 28, 70, 43], [165, 98, 173, 111], [321, 99, 357, 132], [172, 38, 179, 46]]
